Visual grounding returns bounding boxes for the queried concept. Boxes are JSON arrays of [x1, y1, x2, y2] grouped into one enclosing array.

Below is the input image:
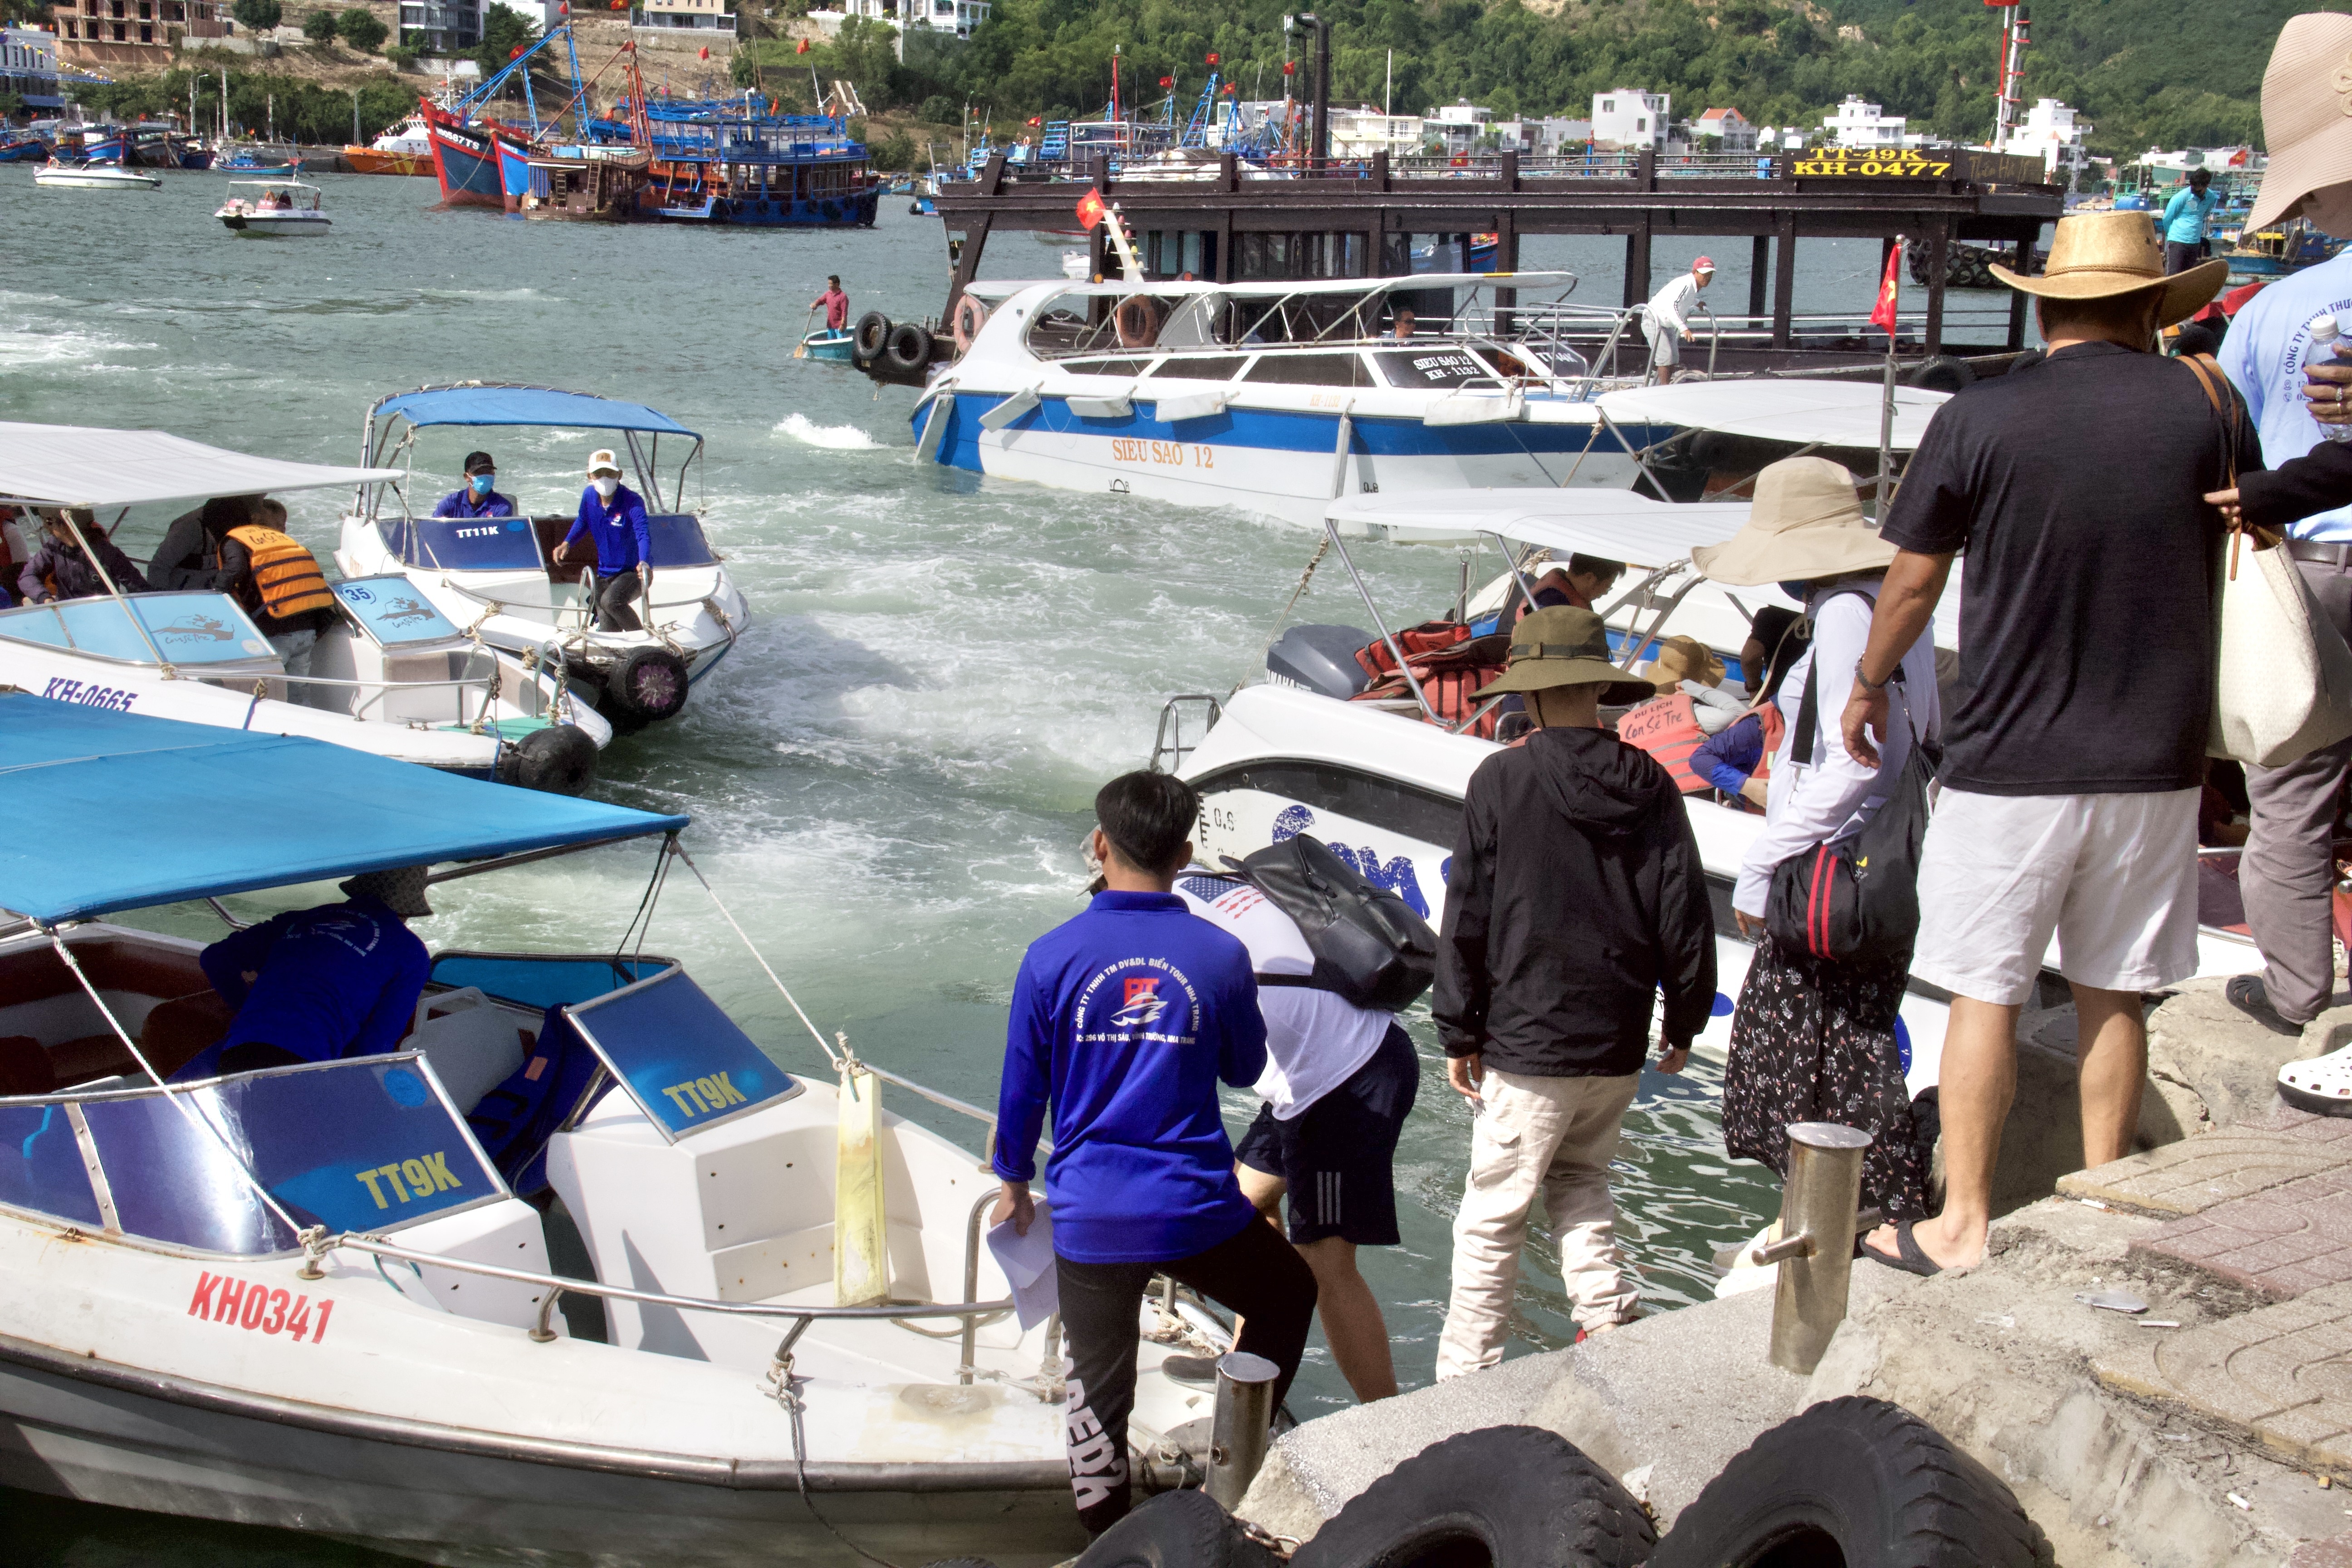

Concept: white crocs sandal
[[2278, 1049, 2352, 1117]]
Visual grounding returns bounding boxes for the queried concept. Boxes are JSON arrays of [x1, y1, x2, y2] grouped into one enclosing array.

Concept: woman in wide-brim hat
[[1695, 456, 1941, 1230]]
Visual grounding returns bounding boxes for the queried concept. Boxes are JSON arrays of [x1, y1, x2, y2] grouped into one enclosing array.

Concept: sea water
[[1, 168, 1929, 1560]]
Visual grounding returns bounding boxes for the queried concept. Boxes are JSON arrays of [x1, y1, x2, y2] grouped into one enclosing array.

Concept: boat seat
[[409, 987, 531, 1114], [531, 515, 588, 585]]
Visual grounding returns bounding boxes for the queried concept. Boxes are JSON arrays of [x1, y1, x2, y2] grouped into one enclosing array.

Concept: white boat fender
[[914, 392, 954, 464], [1424, 388, 1525, 427], [979, 384, 1043, 431], [1065, 386, 1135, 420], [1153, 389, 1229, 424], [834, 1060, 889, 1306]]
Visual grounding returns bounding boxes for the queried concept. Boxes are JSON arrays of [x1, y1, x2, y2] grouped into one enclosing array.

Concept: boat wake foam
[[775, 413, 881, 450]]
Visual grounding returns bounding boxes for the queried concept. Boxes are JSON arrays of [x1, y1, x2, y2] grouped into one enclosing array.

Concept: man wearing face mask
[[433, 452, 516, 519], [559, 449, 652, 633]]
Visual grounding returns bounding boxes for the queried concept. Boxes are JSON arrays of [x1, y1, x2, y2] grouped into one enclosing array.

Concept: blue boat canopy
[[372, 386, 700, 440], [0, 696, 688, 925]]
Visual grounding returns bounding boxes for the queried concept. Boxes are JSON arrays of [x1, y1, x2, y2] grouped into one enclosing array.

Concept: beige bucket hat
[[2247, 13, 2352, 236], [1987, 209, 2226, 327], [1690, 458, 1896, 586], [1638, 635, 1727, 692], [1472, 607, 1655, 706]]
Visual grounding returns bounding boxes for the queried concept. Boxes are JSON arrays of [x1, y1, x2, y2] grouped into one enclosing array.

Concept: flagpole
[[1877, 234, 1905, 520]]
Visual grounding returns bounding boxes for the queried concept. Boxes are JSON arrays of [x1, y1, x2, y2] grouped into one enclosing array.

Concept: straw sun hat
[[1986, 208, 2226, 327], [1690, 457, 1896, 586], [2247, 13, 2352, 237]]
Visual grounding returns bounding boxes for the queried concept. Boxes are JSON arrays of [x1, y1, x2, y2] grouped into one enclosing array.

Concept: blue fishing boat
[[632, 95, 881, 227], [0, 133, 49, 163]]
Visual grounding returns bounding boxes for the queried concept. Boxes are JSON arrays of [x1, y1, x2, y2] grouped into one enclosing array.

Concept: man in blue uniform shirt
[[171, 867, 434, 1081], [2160, 167, 2219, 276], [559, 448, 652, 632], [993, 771, 1317, 1536], [431, 451, 517, 519]]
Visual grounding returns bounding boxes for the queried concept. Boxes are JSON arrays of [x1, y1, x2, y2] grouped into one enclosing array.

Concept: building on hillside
[[633, 0, 735, 34], [1424, 99, 1492, 157], [1330, 106, 1423, 161], [1591, 88, 1667, 152], [399, 0, 482, 53], [49, 0, 226, 64], [1691, 106, 1755, 155], [1819, 95, 1912, 151], [1999, 98, 2091, 188], [833, 0, 988, 39], [3, 26, 61, 113]]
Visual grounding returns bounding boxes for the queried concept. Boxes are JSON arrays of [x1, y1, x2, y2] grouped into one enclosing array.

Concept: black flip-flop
[[1858, 1220, 1943, 1277]]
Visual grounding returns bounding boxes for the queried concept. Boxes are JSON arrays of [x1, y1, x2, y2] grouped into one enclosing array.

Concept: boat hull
[[34, 166, 160, 190], [219, 213, 332, 236], [426, 114, 504, 209], [651, 188, 882, 227], [344, 146, 431, 176]]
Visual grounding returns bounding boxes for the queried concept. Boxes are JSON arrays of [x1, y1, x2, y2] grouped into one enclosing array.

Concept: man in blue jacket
[[994, 771, 1317, 1535], [2161, 168, 2218, 276], [431, 451, 516, 519], [558, 448, 652, 632]]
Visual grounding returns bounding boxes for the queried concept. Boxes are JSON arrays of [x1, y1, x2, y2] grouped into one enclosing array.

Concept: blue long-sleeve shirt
[[174, 896, 430, 1080], [2162, 186, 2220, 246], [992, 890, 1266, 1264], [1692, 710, 1767, 795], [2220, 251, 2352, 542], [563, 483, 652, 573], [432, 486, 517, 519]]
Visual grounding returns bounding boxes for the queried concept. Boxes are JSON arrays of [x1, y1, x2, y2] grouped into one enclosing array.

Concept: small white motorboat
[[216, 178, 332, 236], [33, 160, 160, 190]]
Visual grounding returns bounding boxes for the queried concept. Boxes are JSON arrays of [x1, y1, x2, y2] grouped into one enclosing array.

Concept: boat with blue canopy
[[0, 698, 1228, 1565], [336, 384, 751, 731]]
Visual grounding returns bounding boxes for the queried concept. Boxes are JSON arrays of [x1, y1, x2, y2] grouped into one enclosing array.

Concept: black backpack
[[1225, 834, 1438, 1012]]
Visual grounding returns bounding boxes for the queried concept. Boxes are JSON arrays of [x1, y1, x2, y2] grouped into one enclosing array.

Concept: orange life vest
[[1354, 621, 1474, 683], [1752, 702, 1787, 787], [1617, 693, 1710, 794], [1350, 631, 1512, 740], [223, 525, 336, 620]]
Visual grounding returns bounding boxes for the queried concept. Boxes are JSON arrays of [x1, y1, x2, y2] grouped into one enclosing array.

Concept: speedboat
[[897, 273, 1664, 528], [216, 179, 333, 236], [335, 385, 752, 731], [33, 160, 160, 190], [0, 421, 610, 792], [215, 141, 302, 174], [0, 699, 1228, 1565]]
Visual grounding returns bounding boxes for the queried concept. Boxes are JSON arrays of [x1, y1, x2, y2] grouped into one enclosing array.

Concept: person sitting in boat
[[557, 449, 652, 633], [1688, 605, 1810, 810], [0, 505, 29, 609], [1389, 305, 1416, 341], [169, 867, 434, 1082], [811, 274, 849, 333], [1525, 554, 1626, 616], [432, 451, 516, 519], [16, 508, 150, 604]]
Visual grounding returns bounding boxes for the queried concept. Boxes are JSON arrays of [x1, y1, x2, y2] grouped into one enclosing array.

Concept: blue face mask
[[1779, 579, 1814, 603], [469, 473, 494, 495]]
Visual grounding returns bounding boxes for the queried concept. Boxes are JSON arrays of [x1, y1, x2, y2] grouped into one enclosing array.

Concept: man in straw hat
[[1835, 209, 2258, 1274], [1431, 607, 1715, 1371], [2210, 12, 2352, 1039]]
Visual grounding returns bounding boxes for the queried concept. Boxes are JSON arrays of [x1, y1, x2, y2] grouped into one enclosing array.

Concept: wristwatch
[[1852, 665, 1890, 693]]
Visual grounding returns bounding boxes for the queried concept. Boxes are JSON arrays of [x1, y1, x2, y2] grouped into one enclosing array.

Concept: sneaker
[[2228, 975, 2306, 1038], [2280, 1048, 2352, 1117]]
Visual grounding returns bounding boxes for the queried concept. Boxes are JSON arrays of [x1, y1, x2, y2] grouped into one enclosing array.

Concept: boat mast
[[1989, 1, 2029, 152]]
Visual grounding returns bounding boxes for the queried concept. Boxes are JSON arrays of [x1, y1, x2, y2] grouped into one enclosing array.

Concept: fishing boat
[[799, 327, 857, 362], [32, 160, 160, 190], [0, 131, 50, 162], [636, 98, 882, 228], [0, 422, 610, 793], [421, 101, 506, 209], [215, 142, 303, 175], [0, 701, 1228, 1565], [344, 114, 434, 176], [335, 385, 751, 732], [215, 180, 333, 237], [896, 271, 1664, 529]]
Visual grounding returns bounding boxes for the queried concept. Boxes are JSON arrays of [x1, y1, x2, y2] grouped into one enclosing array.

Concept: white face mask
[[591, 475, 618, 499]]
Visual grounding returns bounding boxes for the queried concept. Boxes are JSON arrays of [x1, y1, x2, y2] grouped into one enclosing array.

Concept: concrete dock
[[1238, 978, 2352, 1566]]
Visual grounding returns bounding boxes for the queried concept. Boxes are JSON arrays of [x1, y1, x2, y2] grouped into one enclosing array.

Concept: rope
[[674, 844, 845, 1071], [1259, 536, 1330, 662], [776, 1362, 905, 1568]]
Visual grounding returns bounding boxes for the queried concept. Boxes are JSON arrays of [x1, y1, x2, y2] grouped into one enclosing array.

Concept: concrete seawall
[[1238, 977, 2352, 1566]]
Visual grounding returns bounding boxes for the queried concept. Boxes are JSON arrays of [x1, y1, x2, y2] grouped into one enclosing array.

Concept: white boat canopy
[[1326, 487, 1754, 567], [1596, 380, 1952, 451], [1013, 271, 1576, 300], [0, 422, 401, 510]]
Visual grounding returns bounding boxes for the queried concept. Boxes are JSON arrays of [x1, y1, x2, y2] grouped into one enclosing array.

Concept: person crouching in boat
[[198, 495, 340, 679], [16, 508, 151, 604], [433, 450, 516, 519], [168, 868, 433, 1082], [556, 449, 651, 633]]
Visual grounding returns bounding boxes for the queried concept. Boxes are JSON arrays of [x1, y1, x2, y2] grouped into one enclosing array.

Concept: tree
[[230, 0, 281, 31], [337, 6, 387, 50], [870, 129, 916, 170], [302, 8, 337, 44], [470, 2, 539, 78]]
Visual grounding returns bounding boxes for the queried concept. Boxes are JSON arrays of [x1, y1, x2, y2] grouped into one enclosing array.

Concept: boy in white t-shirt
[[1175, 868, 1420, 1402]]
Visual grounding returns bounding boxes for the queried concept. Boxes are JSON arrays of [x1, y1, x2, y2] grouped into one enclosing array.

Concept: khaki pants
[[1436, 1067, 1642, 1379]]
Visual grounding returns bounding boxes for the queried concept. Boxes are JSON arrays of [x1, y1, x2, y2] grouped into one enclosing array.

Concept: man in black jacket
[[1432, 607, 1717, 1377]]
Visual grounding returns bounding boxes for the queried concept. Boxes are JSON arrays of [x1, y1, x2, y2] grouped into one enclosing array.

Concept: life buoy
[[1618, 693, 1710, 794], [222, 525, 337, 620], [1114, 294, 1158, 349], [951, 292, 989, 354]]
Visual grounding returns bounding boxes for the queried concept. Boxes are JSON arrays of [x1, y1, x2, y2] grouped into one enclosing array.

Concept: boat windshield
[[564, 965, 801, 1142], [646, 513, 718, 568], [334, 576, 461, 647], [0, 592, 274, 667], [0, 1053, 504, 1255], [388, 514, 545, 573]]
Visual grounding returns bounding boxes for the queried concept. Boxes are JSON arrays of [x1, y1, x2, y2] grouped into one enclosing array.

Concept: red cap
[[1693, 256, 1716, 272]]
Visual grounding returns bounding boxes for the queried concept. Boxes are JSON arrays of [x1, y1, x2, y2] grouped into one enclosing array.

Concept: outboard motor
[[1269, 624, 1376, 700]]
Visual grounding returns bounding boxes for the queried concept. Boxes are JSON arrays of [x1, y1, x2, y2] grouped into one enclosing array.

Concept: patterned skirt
[[1721, 931, 1929, 1223]]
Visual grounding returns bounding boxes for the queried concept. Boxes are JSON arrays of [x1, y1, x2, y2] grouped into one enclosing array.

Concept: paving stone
[[2058, 1130, 2352, 1218], [2095, 1281, 2352, 1469], [2290, 1533, 2352, 1568], [2132, 1171, 2352, 1300]]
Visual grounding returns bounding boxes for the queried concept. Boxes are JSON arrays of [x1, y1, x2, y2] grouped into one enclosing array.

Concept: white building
[[834, 0, 988, 39], [1591, 88, 1667, 152], [399, 0, 483, 54], [1999, 98, 2092, 187], [1329, 106, 1423, 161], [1423, 98, 1491, 157], [2, 25, 61, 112], [1691, 106, 1756, 155], [1819, 95, 1914, 151]]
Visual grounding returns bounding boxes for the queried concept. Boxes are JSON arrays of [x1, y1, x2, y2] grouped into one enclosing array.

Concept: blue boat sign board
[[335, 575, 461, 647], [0, 592, 274, 667], [564, 965, 801, 1142], [389, 514, 543, 572]]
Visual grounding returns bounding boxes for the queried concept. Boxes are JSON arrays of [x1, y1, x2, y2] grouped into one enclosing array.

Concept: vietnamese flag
[[795, 37, 809, 53], [1159, 76, 1173, 88], [1206, 52, 1218, 64], [699, 45, 710, 59], [1076, 188, 1108, 230], [1870, 240, 1905, 342]]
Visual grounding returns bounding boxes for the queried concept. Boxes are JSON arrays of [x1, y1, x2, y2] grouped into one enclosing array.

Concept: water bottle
[[2311, 314, 2352, 443]]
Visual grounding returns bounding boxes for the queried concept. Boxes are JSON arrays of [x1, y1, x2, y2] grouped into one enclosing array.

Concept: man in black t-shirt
[[1837, 211, 2253, 1275]]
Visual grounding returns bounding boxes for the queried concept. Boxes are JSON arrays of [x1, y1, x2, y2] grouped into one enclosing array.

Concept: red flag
[[1870, 241, 1904, 342], [1283, 61, 1295, 75], [1221, 84, 1235, 95], [509, 44, 524, 58], [1205, 52, 1218, 64], [1076, 188, 1108, 230], [795, 37, 809, 53], [1158, 75, 1173, 88], [1026, 115, 1043, 127]]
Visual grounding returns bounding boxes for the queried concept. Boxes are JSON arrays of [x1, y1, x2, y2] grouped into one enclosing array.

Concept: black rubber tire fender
[[917, 1558, 1003, 1568], [852, 310, 893, 365], [1077, 1492, 1278, 1568], [606, 646, 691, 723], [497, 724, 598, 795], [884, 319, 936, 375], [1290, 1425, 1654, 1568], [1650, 1395, 2055, 1568], [1906, 354, 1976, 395]]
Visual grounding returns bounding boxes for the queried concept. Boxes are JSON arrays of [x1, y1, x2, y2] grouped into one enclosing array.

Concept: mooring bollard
[[1763, 1121, 1874, 1376], [1205, 1350, 1280, 1510]]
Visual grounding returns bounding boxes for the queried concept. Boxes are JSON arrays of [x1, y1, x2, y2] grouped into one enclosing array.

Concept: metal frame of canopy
[[357, 383, 707, 525]]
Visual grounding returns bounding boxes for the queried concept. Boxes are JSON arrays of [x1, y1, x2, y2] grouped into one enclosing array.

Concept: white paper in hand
[[986, 1198, 1058, 1330]]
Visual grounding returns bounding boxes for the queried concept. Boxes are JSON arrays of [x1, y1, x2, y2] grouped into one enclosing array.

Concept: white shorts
[[1910, 787, 2201, 1007], [1645, 318, 1681, 367]]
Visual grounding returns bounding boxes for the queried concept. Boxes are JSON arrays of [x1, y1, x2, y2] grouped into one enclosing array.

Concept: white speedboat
[[901, 273, 1668, 528], [337, 385, 752, 732], [0, 699, 1229, 1566], [0, 422, 611, 791], [34, 160, 160, 190], [216, 178, 332, 236]]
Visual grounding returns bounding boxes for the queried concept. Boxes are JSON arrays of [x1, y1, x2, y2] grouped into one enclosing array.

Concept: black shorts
[[1233, 1022, 1419, 1247]]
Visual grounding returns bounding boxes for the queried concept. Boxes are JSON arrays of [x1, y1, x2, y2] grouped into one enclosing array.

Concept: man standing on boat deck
[[2162, 168, 2220, 276], [432, 451, 516, 519], [559, 449, 652, 634], [993, 772, 1317, 1536], [1644, 256, 1715, 385], [811, 274, 849, 332]]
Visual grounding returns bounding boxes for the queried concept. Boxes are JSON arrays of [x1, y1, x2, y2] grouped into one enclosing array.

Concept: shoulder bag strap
[[2180, 352, 2276, 573]]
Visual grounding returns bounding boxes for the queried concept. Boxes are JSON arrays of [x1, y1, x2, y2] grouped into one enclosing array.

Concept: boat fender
[[605, 646, 691, 723], [1224, 833, 1437, 1012], [1617, 693, 1712, 794], [1650, 1396, 2053, 1568], [884, 320, 936, 375], [852, 310, 893, 367], [1289, 1426, 1653, 1568], [1073, 1490, 1276, 1568], [951, 292, 989, 353], [1114, 294, 1158, 349], [1905, 353, 1976, 394], [496, 724, 598, 796]]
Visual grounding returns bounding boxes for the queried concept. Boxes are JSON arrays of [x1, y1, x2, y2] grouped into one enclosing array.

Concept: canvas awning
[[1325, 488, 1754, 568], [0, 423, 403, 512], [370, 385, 700, 438], [1596, 380, 1952, 451]]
